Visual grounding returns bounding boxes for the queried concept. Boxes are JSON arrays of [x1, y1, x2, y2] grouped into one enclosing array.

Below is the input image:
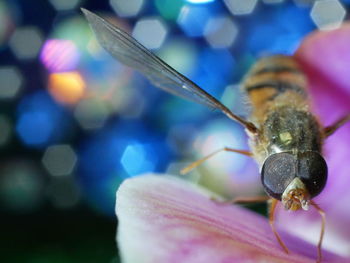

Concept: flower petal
[[116, 175, 346, 263], [295, 23, 350, 114], [277, 24, 350, 256]]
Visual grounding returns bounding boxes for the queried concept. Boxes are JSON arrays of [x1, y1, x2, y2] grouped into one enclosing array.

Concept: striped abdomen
[[243, 55, 324, 165]]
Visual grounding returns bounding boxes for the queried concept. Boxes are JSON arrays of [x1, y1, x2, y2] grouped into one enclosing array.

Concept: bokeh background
[[1, 0, 349, 262]]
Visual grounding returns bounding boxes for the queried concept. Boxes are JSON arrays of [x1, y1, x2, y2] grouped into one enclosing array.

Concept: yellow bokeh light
[[48, 72, 85, 104]]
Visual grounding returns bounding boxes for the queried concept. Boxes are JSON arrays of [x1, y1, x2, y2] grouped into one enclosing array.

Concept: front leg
[[268, 199, 289, 254]]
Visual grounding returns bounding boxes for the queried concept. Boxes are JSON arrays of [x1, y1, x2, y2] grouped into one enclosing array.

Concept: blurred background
[[0, 0, 349, 262]]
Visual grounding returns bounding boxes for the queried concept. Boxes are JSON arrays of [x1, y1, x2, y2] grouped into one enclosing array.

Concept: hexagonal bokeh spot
[[48, 72, 85, 105], [204, 16, 238, 48], [40, 39, 80, 73], [132, 17, 168, 49], [120, 144, 146, 176], [49, 0, 82, 11], [42, 144, 77, 176], [310, 0, 346, 30], [120, 143, 155, 176], [0, 66, 23, 99], [110, 0, 144, 17], [9, 26, 43, 60], [74, 97, 111, 130], [224, 0, 258, 15]]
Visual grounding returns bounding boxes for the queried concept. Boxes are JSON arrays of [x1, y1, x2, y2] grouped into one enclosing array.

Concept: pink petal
[[116, 175, 347, 263], [295, 23, 350, 112], [277, 24, 350, 256]]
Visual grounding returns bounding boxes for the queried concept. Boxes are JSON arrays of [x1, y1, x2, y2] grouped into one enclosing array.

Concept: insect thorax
[[251, 104, 322, 161], [262, 106, 322, 155]]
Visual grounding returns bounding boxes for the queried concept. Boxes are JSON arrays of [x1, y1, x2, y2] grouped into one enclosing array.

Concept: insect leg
[[269, 199, 289, 254], [211, 195, 269, 205], [323, 113, 350, 137], [310, 201, 325, 263], [180, 147, 252, 175]]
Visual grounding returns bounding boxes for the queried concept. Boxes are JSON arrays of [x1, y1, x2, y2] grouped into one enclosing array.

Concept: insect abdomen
[[243, 55, 308, 124]]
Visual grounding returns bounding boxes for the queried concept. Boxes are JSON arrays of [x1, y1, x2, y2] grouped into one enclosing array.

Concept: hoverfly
[[82, 8, 350, 262]]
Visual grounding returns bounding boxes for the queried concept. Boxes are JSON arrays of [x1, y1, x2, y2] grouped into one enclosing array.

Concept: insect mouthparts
[[282, 177, 310, 211]]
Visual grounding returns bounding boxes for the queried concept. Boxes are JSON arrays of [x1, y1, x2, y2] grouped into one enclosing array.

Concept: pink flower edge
[[116, 174, 347, 263]]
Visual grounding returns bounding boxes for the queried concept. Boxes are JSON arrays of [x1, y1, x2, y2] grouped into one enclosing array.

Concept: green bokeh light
[[155, 0, 186, 21]]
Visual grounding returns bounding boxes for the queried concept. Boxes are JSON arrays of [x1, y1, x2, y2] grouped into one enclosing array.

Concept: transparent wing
[[82, 9, 257, 132]]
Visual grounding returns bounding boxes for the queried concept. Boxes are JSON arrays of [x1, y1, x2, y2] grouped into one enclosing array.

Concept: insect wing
[[82, 8, 224, 109], [82, 9, 258, 133]]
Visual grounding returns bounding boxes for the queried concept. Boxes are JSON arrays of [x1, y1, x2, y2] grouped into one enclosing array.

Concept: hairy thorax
[[249, 104, 324, 167]]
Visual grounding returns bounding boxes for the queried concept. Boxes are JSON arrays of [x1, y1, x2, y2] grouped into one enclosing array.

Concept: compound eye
[[261, 152, 297, 200], [298, 152, 327, 198]]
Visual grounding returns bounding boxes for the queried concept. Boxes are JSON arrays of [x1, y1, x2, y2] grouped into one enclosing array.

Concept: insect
[[82, 8, 350, 262]]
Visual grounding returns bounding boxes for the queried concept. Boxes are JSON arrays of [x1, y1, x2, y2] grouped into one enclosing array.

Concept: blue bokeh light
[[16, 91, 71, 148], [120, 143, 156, 176], [77, 120, 172, 215], [193, 48, 235, 96], [243, 3, 315, 55], [177, 4, 216, 37], [17, 111, 54, 145]]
